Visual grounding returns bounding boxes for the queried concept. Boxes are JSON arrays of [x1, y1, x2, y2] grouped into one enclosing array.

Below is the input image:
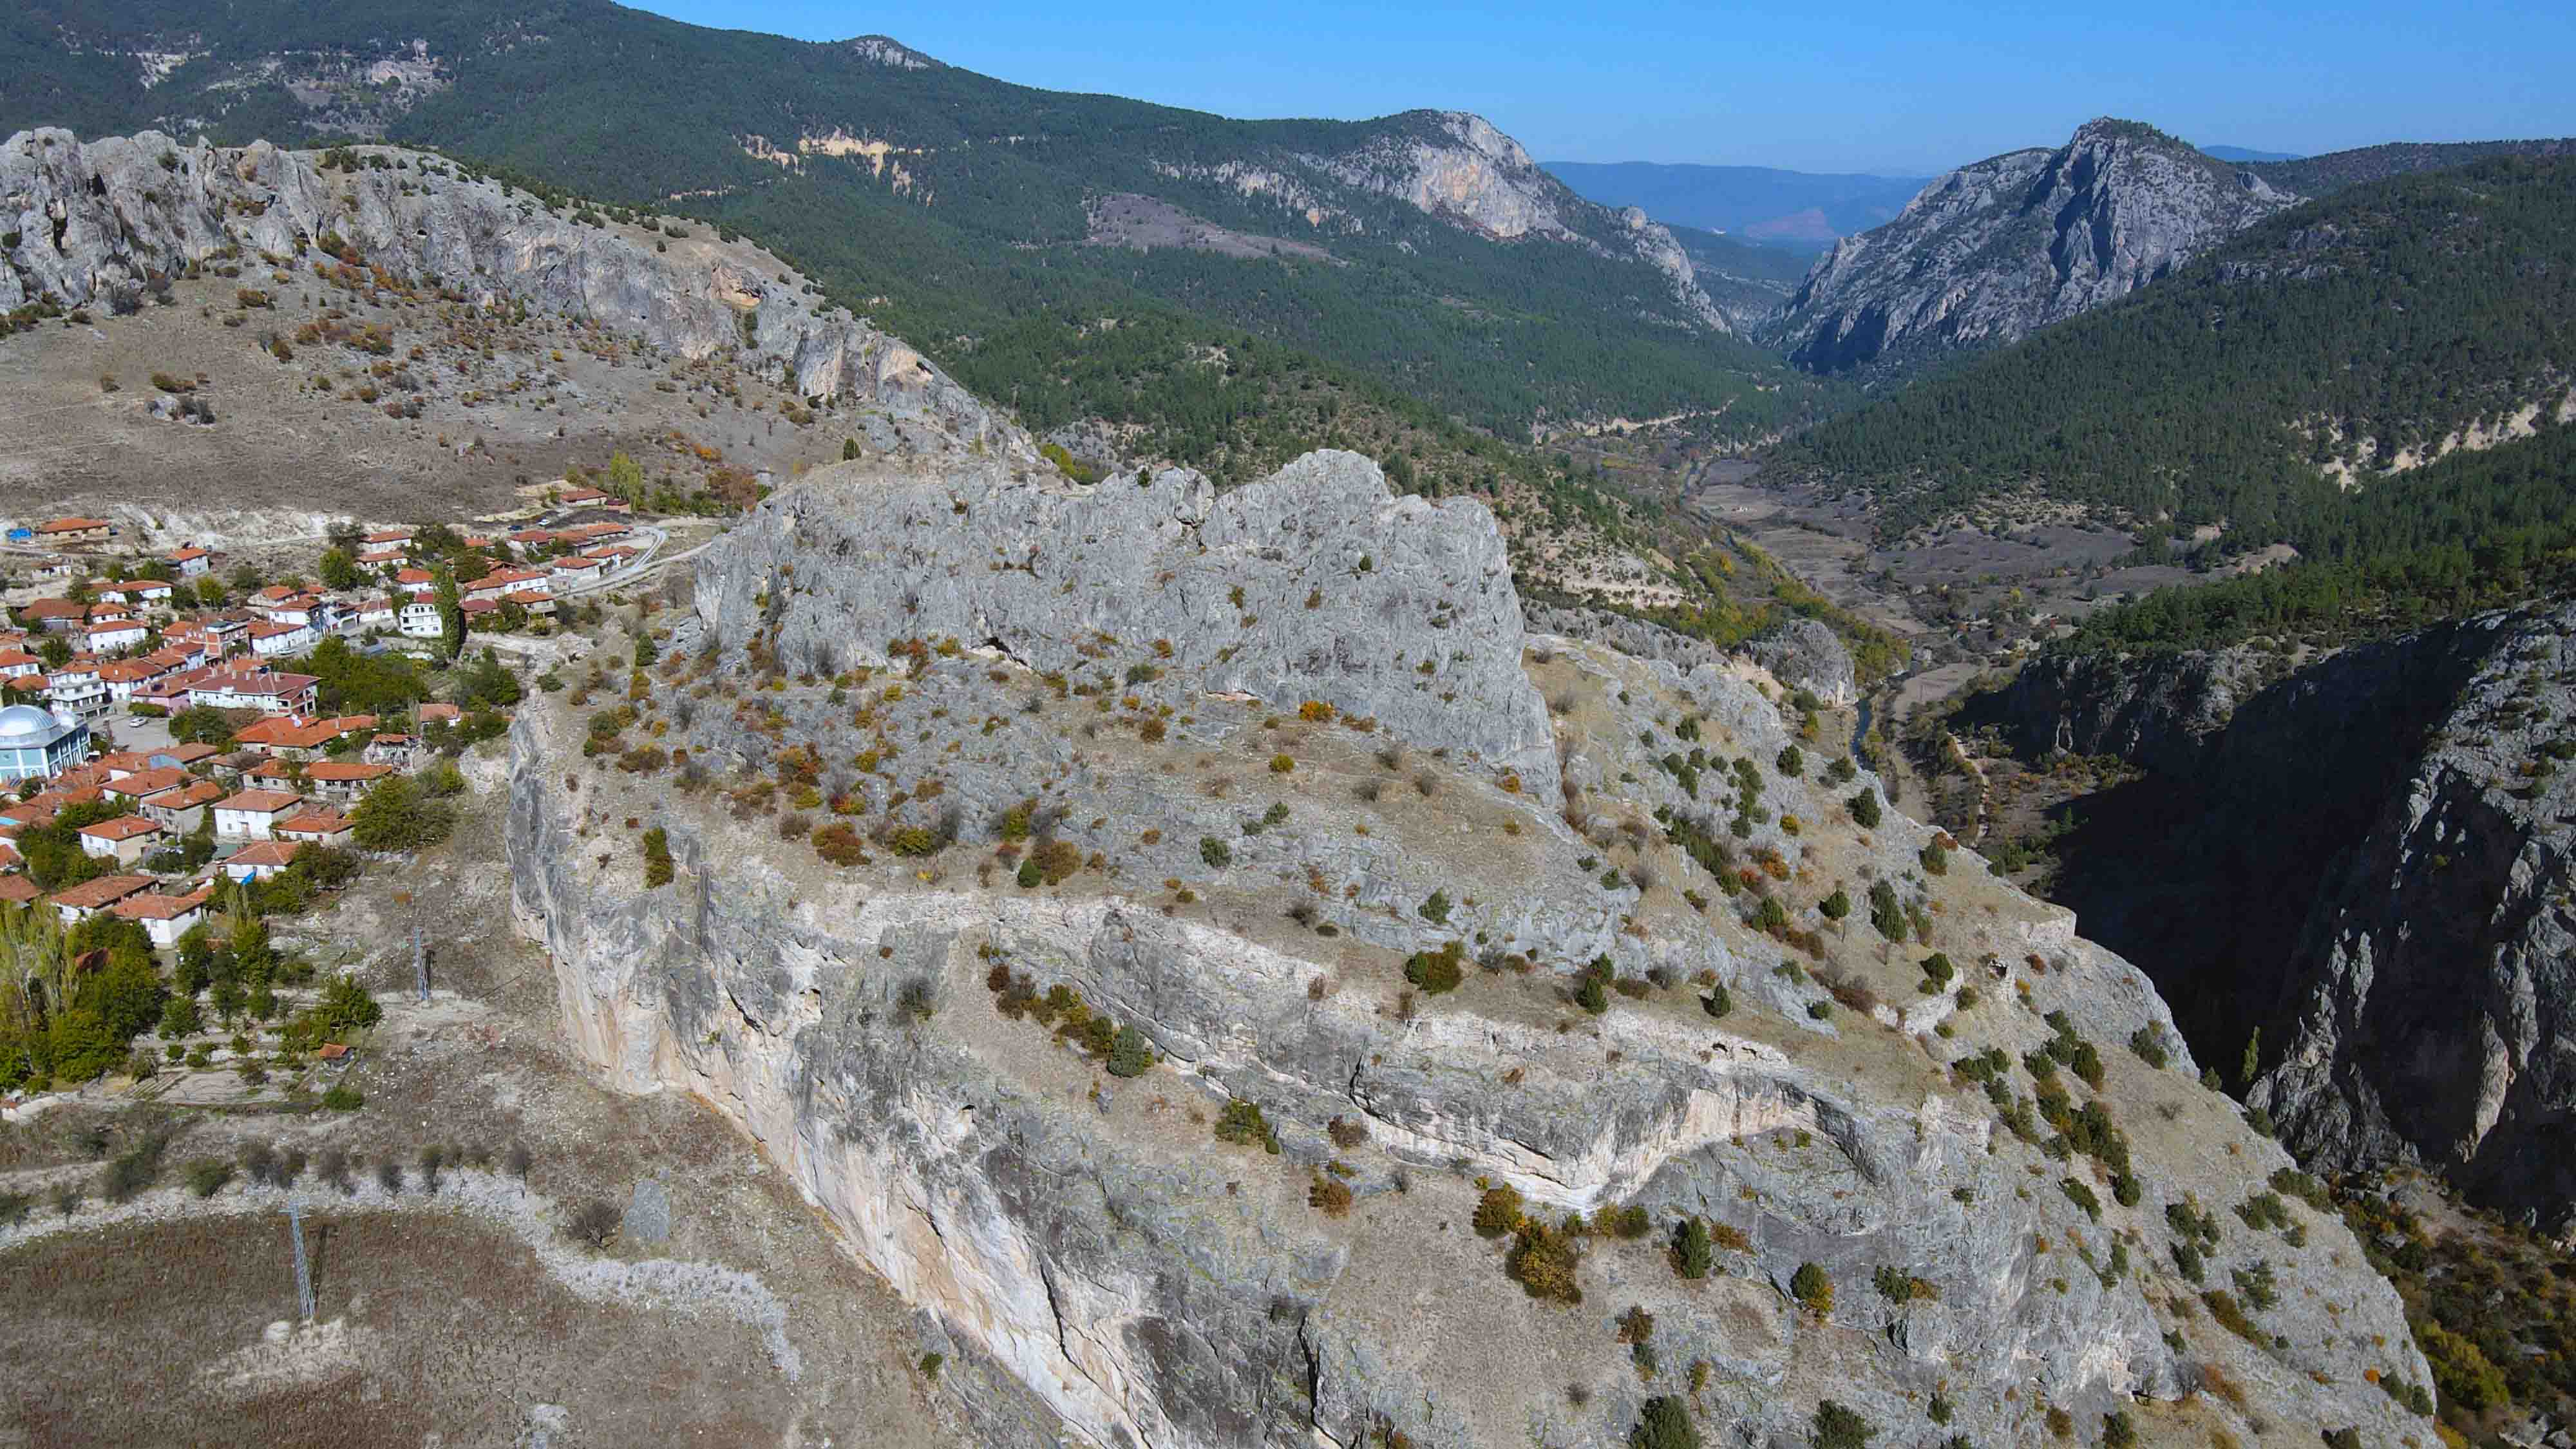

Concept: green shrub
[[1848, 789, 1882, 829], [2060, 1179, 2101, 1220], [1200, 836, 1232, 868], [1630, 1396, 1699, 1449], [1701, 983, 1732, 1019], [321, 1083, 364, 1111], [1472, 1184, 1524, 1237], [1872, 1265, 1938, 1302], [1404, 941, 1465, 994], [1673, 1217, 1712, 1279], [1417, 889, 1452, 925], [1505, 1222, 1582, 1303], [2126, 1026, 2169, 1069], [1213, 1099, 1277, 1151], [1810, 1399, 1873, 1448], [185, 1158, 234, 1198], [2202, 1289, 2268, 1346], [1790, 1262, 1833, 1318], [1776, 745, 1804, 777], [641, 827, 675, 887], [1577, 975, 1609, 1015], [1104, 1025, 1153, 1078]]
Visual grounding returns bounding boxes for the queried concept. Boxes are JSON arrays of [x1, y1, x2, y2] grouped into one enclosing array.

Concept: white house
[[220, 838, 302, 882], [109, 886, 214, 948], [96, 581, 175, 609], [77, 815, 165, 865], [43, 666, 108, 720], [188, 669, 319, 715], [248, 620, 317, 658], [82, 619, 147, 654], [166, 547, 212, 577], [399, 595, 444, 639], [213, 788, 303, 840]]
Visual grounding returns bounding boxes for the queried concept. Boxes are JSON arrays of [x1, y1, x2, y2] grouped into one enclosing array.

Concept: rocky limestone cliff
[[1772, 119, 2301, 373], [509, 448, 2433, 1447], [1308, 111, 1728, 331], [1974, 605, 2576, 1228], [0, 128, 1027, 461]]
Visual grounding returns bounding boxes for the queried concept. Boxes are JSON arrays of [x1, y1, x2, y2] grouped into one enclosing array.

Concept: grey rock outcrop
[[0, 128, 1027, 461], [1307, 111, 1729, 332], [1770, 118, 2302, 373], [1746, 618, 1858, 708], [510, 442, 2433, 1446], [1972, 645, 2273, 779], [2249, 605, 2576, 1226], [694, 449, 1558, 789], [1525, 605, 1727, 675], [1973, 605, 2576, 1227]]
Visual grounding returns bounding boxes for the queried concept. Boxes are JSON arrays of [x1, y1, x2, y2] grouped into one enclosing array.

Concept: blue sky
[[628, 0, 2575, 174]]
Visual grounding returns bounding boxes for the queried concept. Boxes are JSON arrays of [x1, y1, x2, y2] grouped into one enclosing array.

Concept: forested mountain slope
[[1, 0, 1809, 445], [1783, 155, 2576, 550], [2247, 136, 2576, 196]]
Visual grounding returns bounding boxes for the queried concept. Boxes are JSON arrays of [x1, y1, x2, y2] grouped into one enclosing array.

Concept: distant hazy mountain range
[[1542, 161, 1931, 249]]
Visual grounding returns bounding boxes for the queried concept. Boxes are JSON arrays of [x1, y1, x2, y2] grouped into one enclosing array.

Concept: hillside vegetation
[[2, 0, 1814, 444], [2065, 421, 2576, 652], [1785, 155, 2576, 544]]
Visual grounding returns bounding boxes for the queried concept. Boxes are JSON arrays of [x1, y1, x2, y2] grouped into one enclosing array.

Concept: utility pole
[[413, 918, 429, 1005], [287, 1197, 314, 1322]]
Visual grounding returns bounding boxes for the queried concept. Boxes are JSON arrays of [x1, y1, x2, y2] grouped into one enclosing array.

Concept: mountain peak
[[1771, 117, 2304, 372], [839, 34, 936, 70]]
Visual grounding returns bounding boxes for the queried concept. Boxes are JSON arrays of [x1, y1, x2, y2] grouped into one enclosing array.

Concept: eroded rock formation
[[0, 128, 1023, 460], [511, 448, 2434, 1446]]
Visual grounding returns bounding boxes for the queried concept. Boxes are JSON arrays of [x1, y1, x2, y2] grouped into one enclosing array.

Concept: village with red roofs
[[0, 479, 670, 1117]]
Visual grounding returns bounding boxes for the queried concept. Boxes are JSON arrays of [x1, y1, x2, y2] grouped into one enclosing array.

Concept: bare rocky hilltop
[[510, 444, 2434, 1446]]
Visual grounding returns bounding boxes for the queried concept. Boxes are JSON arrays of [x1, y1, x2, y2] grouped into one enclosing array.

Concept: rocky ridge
[[0, 128, 1028, 462], [1771, 118, 2301, 373], [1976, 605, 2576, 1229], [512, 446, 2433, 1446], [1307, 111, 1730, 330]]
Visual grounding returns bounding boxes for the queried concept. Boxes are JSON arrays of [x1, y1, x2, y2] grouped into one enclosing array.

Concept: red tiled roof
[[145, 780, 224, 810], [105, 767, 186, 797], [48, 875, 151, 909], [78, 815, 164, 842], [216, 789, 303, 814], [276, 810, 350, 835], [225, 840, 301, 868], [112, 887, 212, 922]]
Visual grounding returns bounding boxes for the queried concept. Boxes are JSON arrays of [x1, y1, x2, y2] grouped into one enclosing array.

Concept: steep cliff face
[[1772, 118, 2300, 373], [1977, 606, 2576, 1227], [0, 128, 1026, 460], [2251, 607, 2576, 1225], [1308, 111, 1728, 330], [509, 448, 2432, 1448]]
